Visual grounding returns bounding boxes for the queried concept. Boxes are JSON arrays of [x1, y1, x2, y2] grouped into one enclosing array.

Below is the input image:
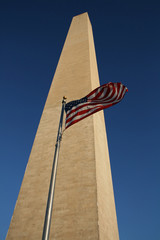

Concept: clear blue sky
[[0, 0, 160, 239]]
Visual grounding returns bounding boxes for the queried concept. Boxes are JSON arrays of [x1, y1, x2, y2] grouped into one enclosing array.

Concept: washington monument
[[6, 12, 119, 240]]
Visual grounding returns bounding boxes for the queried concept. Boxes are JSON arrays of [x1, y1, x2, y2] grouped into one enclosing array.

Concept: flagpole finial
[[62, 96, 67, 103]]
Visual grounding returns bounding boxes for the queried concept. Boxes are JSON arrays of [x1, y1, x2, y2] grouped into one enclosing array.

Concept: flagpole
[[42, 96, 66, 240]]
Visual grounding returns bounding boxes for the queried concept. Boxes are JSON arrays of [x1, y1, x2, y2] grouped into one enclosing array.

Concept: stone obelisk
[[6, 13, 119, 240]]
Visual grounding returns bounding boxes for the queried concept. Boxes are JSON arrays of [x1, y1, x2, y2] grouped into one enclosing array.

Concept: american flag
[[65, 82, 128, 129]]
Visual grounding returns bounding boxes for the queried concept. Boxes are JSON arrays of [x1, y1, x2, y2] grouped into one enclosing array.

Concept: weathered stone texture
[[6, 13, 119, 240]]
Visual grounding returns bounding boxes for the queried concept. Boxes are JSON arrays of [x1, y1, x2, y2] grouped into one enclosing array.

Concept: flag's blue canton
[[65, 97, 87, 112]]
